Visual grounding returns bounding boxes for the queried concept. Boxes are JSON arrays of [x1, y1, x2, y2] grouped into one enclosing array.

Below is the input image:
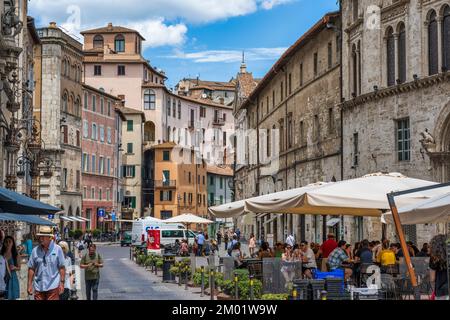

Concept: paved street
[[77, 244, 208, 300]]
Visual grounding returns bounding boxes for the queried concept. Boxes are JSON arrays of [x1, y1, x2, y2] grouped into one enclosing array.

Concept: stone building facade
[[36, 23, 83, 229], [234, 12, 342, 243], [81, 84, 122, 231], [341, 0, 450, 245]]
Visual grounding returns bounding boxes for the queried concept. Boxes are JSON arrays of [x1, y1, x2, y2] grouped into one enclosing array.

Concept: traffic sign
[[98, 209, 105, 217], [48, 214, 54, 220]]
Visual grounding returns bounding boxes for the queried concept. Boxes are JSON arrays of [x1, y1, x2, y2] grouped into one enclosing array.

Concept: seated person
[[376, 240, 397, 272], [354, 239, 374, 264], [257, 242, 273, 259], [231, 242, 247, 269], [327, 240, 353, 281], [299, 241, 317, 279]]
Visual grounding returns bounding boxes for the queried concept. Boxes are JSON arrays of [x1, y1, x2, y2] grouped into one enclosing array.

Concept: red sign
[[147, 229, 160, 250]]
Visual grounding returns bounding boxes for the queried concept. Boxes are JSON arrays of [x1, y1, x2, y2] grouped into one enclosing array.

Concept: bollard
[[155, 259, 158, 276], [211, 269, 215, 300], [178, 269, 182, 286], [249, 275, 254, 300], [129, 246, 132, 260], [185, 267, 189, 290], [234, 273, 239, 300], [210, 270, 215, 300], [321, 290, 327, 300], [292, 288, 298, 300], [200, 266, 205, 297]]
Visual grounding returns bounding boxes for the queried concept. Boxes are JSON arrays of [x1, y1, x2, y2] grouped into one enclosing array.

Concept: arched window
[[115, 34, 125, 52], [75, 97, 81, 117], [177, 101, 181, 119], [442, 6, 450, 71], [69, 94, 74, 114], [93, 35, 104, 49], [144, 89, 155, 110], [429, 10, 439, 75], [398, 23, 406, 84], [351, 44, 357, 95], [167, 126, 171, 142], [386, 27, 396, 86], [62, 93, 68, 112]]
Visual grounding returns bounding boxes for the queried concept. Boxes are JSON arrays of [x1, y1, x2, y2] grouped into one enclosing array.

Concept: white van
[[147, 227, 197, 254], [131, 217, 196, 247]]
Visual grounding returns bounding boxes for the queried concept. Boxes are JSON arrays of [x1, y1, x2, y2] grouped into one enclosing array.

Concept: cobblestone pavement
[[77, 244, 208, 300]]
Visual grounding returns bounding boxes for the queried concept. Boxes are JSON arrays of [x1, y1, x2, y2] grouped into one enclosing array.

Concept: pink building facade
[[81, 84, 122, 231]]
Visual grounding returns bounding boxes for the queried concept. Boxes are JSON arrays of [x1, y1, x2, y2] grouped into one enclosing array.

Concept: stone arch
[[439, 3, 450, 17], [433, 101, 450, 152]]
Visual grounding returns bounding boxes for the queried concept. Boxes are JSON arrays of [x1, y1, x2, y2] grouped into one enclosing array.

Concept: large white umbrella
[[382, 192, 450, 225], [163, 213, 213, 224], [208, 200, 246, 218]]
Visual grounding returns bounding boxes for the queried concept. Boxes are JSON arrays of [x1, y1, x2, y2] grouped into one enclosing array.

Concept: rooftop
[[81, 23, 145, 40]]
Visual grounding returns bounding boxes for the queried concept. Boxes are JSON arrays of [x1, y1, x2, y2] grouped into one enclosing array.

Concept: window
[[94, 65, 101, 76], [84, 92, 88, 109], [167, 98, 171, 116], [188, 172, 191, 184], [272, 90, 275, 108], [76, 130, 80, 147], [99, 156, 104, 174], [280, 81, 284, 101], [106, 189, 110, 201], [83, 120, 88, 138], [220, 177, 223, 189], [352, 44, 357, 95], [107, 127, 112, 144], [118, 65, 126, 76], [202, 175, 205, 185], [107, 158, 111, 175], [91, 123, 97, 140], [396, 118, 410, 161], [429, 11, 439, 75], [92, 95, 96, 112], [144, 89, 155, 110], [123, 196, 136, 208], [62, 93, 68, 112], [127, 143, 133, 154], [161, 211, 173, 220], [82, 153, 88, 172], [86, 153, 90, 172], [387, 27, 396, 86], [288, 73, 292, 94], [443, 6, 450, 71], [328, 108, 334, 134], [287, 113, 293, 148], [92, 155, 96, 173], [266, 96, 269, 114], [223, 132, 227, 146], [300, 63, 303, 86], [100, 98, 104, 114], [107, 101, 111, 116], [353, 132, 359, 166], [328, 42, 333, 69], [220, 195, 224, 205], [99, 189, 102, 201], [99, 126, 105, 142], [209, 175, 214, 186], [398, 23, 406, 84], [127, 120, 133, 131], [83, 187, 87, 199], [279, 120, 284, 152], [74, 98, 81, 117], [115, 34, 125, 52], [266, 129, 271, 158], [93, 35, 104, 48], [352, 0, 359, 22], [172, 100, 176, 118], [123, 165, 136, 178], [313, 52, 318, 76], [160, 191, 173, 201], [163, 150, 170, 161], [300, 121, 305, 146], [91, 187, 95, 199], [314, 115, 319, 141]]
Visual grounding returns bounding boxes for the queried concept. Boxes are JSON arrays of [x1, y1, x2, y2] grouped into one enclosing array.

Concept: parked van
[[147, 227, 197, 254], [131, 217, 183, 246]]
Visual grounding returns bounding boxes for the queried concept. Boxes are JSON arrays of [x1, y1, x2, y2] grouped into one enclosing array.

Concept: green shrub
[[92, 229, 101, 238], [144, 256, 153, 267], [156, 258, 163, 268], [73, 229, 83, 240], [261, 294, 288, 300]]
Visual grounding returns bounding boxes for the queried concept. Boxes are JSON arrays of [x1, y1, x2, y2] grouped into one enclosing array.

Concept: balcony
[[154, 180, 177, 188], [143, 140, 156, 151], [121, 207, 134, 214], [188, 120, 195, 130], [213, 117, 225, 126]]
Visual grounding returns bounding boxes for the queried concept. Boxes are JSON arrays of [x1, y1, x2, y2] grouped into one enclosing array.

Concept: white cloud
[[29, 0, 293, 47], [166, 48, 287, 63]]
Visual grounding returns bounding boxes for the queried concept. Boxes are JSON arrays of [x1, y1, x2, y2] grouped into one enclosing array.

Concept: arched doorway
[[431, 103, 450, 182], [144, 121, 155, 144]]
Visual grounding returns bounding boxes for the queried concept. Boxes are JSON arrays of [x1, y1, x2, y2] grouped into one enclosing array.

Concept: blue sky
[[30, 0, 339, 88]]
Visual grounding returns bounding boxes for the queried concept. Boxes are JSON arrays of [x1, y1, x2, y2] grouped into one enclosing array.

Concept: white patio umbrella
[[382, 192, 450, 225], [208, 200, 246, 218], [163, 213, 213, 224]]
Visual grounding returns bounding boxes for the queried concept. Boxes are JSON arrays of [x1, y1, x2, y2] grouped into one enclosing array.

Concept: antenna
[[242, 50, 245, 64]]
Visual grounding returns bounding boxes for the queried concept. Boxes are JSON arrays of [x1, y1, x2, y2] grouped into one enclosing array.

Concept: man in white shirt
[[300, 241, 317, 279], [286, 234, 295, 247]]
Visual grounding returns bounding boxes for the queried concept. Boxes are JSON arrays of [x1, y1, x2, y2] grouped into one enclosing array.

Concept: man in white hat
[[27, 225, 66, 300]]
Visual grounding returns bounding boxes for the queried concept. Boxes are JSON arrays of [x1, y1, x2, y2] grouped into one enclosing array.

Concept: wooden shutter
[[387, 30, 396, 86], [429, 12, 439, 75]]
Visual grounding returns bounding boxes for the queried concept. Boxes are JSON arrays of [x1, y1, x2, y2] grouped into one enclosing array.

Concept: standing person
[[63, 226, 69, 240], [318, 234, 338, 271], [235, 228, 241, 241], [0, 251, 7, 299], [1, 236, 20, 300], [248, 234, 256, 257], [196, 231, 205, 256], [376, 240, 397, 272], [216, 231, 222, 246], [285, 234, 295, 247], [27, 226, 66, 300], [21, 234, 33, 258], [0, 230, 5, 251], [80, 243, 103, 300], [417, 243, 430, 257], [57, 241, 73, 300], [223, 232, 229, 251], [429, 234, 448, 300]]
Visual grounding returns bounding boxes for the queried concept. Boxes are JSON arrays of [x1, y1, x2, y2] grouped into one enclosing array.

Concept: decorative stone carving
[[419, 128, 437, 153]]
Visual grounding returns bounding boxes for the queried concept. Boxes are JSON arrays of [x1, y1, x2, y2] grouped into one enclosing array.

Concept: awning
[[77, 217, 90, 222], [70, 217, 85, 222], [326, 218, 341, 227], [60, 216, 76, 221], [0, 187, 62, 215], [0, 213, 56, 226]]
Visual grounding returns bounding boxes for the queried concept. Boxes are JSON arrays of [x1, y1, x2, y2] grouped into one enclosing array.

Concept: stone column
[[424, 21, 429, 75], [437, 16, 444, 72]]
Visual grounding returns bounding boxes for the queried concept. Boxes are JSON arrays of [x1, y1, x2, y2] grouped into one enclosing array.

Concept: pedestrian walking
[[224, 232, 229, 251], [196, 231, 205, 256], [63, 226, 69, 240], [429, 234, 448, 300], [235, 228, 241, 241], [80, 243, 103, 300], [216, 231, 222, 246], [249, 234, 256, 257], [58, 241, 73, 300], [1, 236, 20, 300], [27, 226, 66, 300]]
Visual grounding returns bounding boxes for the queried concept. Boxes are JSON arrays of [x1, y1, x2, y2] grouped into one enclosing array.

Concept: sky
[[29, 0, 339, 89]]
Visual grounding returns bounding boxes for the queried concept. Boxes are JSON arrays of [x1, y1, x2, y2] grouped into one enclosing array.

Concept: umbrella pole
[[387, 193, 420, 300]]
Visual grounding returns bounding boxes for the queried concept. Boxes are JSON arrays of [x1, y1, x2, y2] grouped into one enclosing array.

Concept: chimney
[[219, 97, 224, 105], [107, 22, 113, 30], [49, 22, 57, 28]]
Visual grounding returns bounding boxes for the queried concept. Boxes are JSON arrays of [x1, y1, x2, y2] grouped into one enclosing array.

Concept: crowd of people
[[0, 226, 104, 300]]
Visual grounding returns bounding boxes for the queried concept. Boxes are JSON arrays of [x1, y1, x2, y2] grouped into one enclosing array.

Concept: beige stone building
[[341, 0, 450, 245], [35, 23, 83, 227], [234, 12, 342, 243]]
